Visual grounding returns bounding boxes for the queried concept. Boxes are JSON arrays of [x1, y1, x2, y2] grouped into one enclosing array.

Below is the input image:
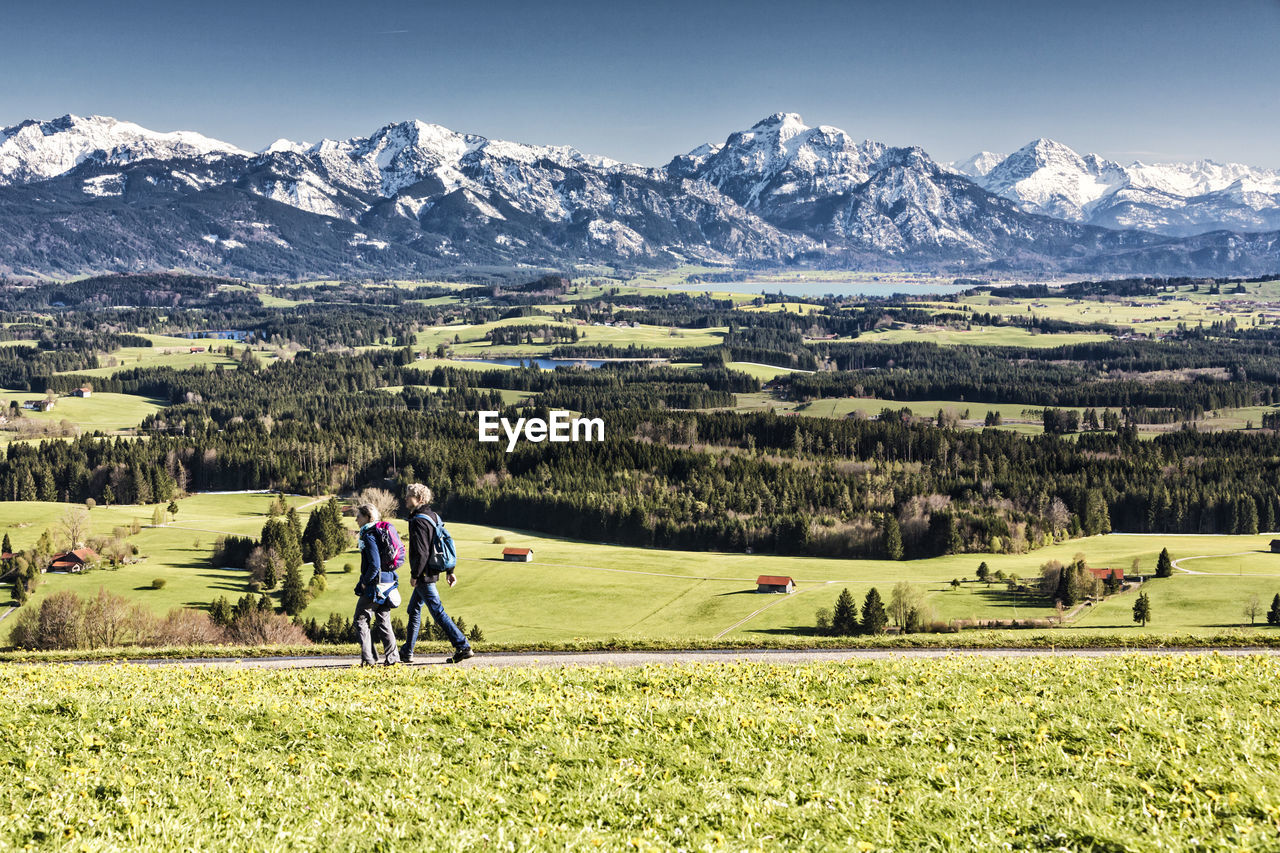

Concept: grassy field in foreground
[[2, 657, 1278, 849], [7, 495, 1280, 646]]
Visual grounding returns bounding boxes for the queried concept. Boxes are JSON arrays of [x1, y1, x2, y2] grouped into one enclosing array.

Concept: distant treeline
[[5, 354, 1280, 560]]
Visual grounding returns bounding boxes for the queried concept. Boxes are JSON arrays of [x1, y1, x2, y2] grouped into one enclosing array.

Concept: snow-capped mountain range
[[0, 112, 1277, 278], [949, 139, 1280, 236]]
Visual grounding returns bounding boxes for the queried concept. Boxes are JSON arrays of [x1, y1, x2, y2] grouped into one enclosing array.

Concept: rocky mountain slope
[[0, 113, 1276, 278]]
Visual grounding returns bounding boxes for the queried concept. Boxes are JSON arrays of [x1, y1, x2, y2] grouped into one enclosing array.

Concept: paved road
[[59, 646, 1280, 670]]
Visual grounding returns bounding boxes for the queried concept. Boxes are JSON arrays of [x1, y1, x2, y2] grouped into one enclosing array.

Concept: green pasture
[[412, 316, 725, 356], [6, 494, 1280, 644], [856, 325, 1111, 348], [0, 389, 164, 439], [4, 656, 1278, 849], [60, 333, 254, 377], [736, 392, 1280, 437], [959, 279, 1280, 332], [724, 362, 809, 381]]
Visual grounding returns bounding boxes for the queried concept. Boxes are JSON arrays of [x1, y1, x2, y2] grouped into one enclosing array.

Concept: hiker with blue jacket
[[399, 483, 473, 664], [353, 503, 400, 666]]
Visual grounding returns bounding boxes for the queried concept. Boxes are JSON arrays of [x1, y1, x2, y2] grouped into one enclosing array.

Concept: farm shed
[[502, 547, 533, 562], [73, 386, 92, 398], [49, 548, 98, 572], [756, 575, 795, 594], [1087, 567, 1124, 582], [1271, 540, 1280, 553]]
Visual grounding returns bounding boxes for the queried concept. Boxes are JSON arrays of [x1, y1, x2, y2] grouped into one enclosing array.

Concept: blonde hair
[[356, 503, 380, 524], [405, 483, 432, 506]]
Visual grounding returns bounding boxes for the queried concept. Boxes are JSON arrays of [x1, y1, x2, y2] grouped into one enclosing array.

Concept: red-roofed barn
[[756, 575, 795, 594]]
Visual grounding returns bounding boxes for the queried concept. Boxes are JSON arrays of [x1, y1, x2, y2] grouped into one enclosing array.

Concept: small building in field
[[1271, 539, 1280, 553], [1087, 567, 1124, 582], [756, 575, 795, 594], [189, 346, 206, 353], [502, 547, 533, 562], [49, 548, 98, 573], [22, 399, 55, 412], [72, 386, 93, 398]]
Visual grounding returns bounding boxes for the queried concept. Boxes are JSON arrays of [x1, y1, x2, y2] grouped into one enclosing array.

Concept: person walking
[[353, 504, 400, 666], [399, 484, 473, 664]]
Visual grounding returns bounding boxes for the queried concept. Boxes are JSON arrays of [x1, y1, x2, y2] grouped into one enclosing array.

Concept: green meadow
[[0, 390, 165, 440], [62, 333, 252, 378], [2, 656, 1278, 849], [5, 494, 1280, 646], [412, 316, 726, 357], [854, 325, 1112, 348]]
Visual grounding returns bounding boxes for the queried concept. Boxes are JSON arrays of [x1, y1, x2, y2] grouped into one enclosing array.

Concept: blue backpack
[[417, 511, 458, 572]]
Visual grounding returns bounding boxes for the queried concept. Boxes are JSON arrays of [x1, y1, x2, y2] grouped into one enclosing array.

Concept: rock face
[[0, 112, 1276, 277]]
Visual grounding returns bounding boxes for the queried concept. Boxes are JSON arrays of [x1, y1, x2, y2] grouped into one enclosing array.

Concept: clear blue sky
[[5, 0, 1279, 167]]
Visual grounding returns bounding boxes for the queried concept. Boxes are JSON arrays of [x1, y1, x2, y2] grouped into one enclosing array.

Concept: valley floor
[[5, 493, 1280, 647]]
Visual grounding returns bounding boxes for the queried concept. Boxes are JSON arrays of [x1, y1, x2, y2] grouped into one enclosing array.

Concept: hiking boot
[[399, 651, 415, 665], [445, 648, 474, 664]]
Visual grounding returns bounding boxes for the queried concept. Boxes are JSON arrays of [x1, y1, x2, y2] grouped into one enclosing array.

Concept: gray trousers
[[353, 594, 399, 665]]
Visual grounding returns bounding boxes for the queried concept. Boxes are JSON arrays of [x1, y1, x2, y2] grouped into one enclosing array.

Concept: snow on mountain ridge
[[0, 114, 247, 184], [966, 139, 1280, 232]]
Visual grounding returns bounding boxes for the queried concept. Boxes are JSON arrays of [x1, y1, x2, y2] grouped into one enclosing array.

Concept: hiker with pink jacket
[[353, 504, 401, 666]]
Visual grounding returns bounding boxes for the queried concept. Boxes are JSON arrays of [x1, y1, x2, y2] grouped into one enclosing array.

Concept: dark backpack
[[416, 511, 458, 572]]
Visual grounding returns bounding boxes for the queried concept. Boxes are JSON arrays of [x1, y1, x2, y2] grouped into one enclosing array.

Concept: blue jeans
[[405, 581, 470, 656]]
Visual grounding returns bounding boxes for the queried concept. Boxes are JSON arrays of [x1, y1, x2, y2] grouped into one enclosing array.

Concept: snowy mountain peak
[[263, 138, 310, 155], [0, 114, 247, 184], [949, 151, 1005, 178], [752, 112, 806, 130], [978, 138, 1127, 221]]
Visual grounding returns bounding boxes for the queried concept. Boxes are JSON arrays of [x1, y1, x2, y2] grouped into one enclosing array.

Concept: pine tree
[[166, 500, 179, 522], [286, 506, 303, 549], [861, 588, 888, 635], [832, 588, 858, 636], [208, 596, 233, 627], [322, 497, 348, 559], [883, 515, 903, 561], [301, 508, 325, 563], [976, 562, 990, 584], [1268, 593, 1280, 626], [279, 563, 309, 616], [1084, 490, 1111, 535], [1238, 497, 1259, 535], [1, 533, 10, 554], [1132, 591, 1151, 627], [1156, 547, 1173, 578], [261, 518, 303, 574], [101, 485, 114, 508]]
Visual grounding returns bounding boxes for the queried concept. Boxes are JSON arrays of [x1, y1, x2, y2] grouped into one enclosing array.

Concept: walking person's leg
[[421, 581, 471, 659], [374, 604, 399, 665], [401, 584, 427, 663], [353, 596, 376, 666]]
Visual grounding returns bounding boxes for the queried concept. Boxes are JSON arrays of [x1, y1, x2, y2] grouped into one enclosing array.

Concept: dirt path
[[714, 583, 829, 638], [1173, 551, 1280, 577], [57, 646, 1280, 670]]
